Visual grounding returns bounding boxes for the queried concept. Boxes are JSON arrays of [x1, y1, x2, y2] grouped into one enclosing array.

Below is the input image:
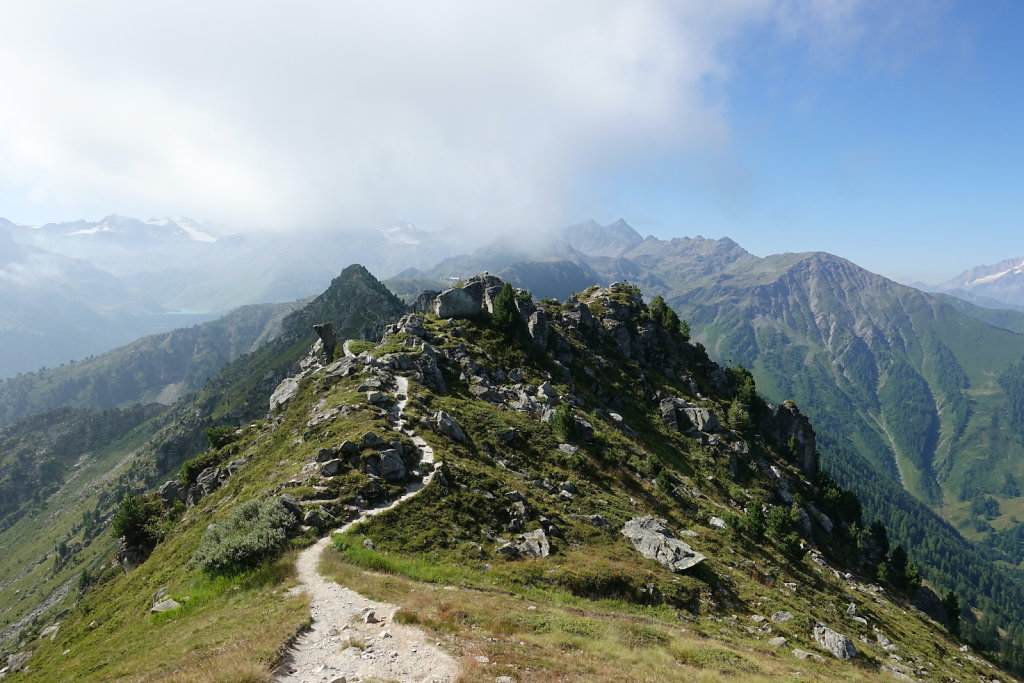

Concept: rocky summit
[[1, 271, 1007, 682]]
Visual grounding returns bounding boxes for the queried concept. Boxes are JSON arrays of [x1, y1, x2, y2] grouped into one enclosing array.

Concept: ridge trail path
[[277, 375, 458, 683]]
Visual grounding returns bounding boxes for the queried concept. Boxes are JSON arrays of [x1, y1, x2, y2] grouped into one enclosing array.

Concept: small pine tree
[[942, 590, 961, 636], [491, 283, 520, 332]]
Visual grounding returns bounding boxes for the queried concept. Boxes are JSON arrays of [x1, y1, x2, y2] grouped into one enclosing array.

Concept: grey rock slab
[[621, 516, 706, 573], [150, 598, 181, 613], [811, 622, 858, 659]]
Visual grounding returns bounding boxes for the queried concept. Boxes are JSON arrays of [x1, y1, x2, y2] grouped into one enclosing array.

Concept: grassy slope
[[0, 264, 406, 665]]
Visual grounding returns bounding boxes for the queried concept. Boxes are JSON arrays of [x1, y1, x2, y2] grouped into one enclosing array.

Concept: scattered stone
[[621, 516, 706, 573], [315, 447, 338, 462], [303, 509, 326, 528], [768, 637, 788, 648], [793, 649, 826, 662], [811, 622, 858, 659], [771, 611, 793, 623], [150, 598, 181, 613], [709, 516, 727, 529], [361, 609, 378, 624]]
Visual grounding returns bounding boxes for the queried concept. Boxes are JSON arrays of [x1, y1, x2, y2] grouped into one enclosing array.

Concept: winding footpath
[[276, 376, 458, 683]]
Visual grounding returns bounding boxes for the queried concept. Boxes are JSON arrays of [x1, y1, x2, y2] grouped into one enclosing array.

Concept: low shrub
[[192, 497, 299, 575]]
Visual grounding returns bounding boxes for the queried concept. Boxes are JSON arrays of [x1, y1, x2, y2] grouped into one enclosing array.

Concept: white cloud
[[0, 1, 883, 233]]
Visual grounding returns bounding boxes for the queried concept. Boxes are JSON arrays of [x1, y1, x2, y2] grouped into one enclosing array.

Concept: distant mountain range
[[928, 255, 1024, 310], [0, 215, 466, 378]]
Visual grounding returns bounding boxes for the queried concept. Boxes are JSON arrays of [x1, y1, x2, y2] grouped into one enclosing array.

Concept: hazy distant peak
[[378, 222, 429, 246], [145, 217, 219, 243], [563, 218, 643, 257]]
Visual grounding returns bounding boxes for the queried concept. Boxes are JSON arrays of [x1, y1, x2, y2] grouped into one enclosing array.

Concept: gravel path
[[276, 376, 458, 683]]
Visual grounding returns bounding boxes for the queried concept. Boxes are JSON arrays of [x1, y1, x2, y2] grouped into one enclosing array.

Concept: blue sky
[[592, 2, 1024, 283], [0, 2, 1020, 283]]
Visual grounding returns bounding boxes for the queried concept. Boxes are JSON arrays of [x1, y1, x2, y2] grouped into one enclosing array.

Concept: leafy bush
[[111, 492, 164, 549], [192, 497, 299, 575]]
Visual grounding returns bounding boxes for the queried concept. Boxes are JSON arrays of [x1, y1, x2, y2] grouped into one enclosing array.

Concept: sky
[[0, 1, 1021, 283]]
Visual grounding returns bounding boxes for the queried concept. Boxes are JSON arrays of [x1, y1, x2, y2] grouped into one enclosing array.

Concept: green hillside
[[0, 265, 404, 665], [0, 300, 302, 429], [5, 276, 1000, 681]]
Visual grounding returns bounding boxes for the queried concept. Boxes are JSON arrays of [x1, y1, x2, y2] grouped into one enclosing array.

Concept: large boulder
[[377, 449, 407, 481], [433, 274, 505, 319], [811, 622, 858, 660], [435, 286, 479, 318], [518, 528, 551, 558], [433, 411, 467, 443], [660, 397, 720, 434], [269, 376, 300, 413], [621, 516, 706, 573]]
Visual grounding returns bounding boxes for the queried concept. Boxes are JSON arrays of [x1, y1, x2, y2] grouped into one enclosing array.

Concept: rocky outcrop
[[772, 400, 818, 480], [157, 480, 185, 505], [434, 274, 505, 319], [312, 323, 337, 363], [186, 466, 222, 506], [811, 622, 858, 659], [660, 396, 720, 434], [621, 516, 706, 573]]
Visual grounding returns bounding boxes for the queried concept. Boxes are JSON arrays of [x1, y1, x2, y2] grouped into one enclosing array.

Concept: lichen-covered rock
[[621, 516, 706, 573], [811, 622, 858, 659]]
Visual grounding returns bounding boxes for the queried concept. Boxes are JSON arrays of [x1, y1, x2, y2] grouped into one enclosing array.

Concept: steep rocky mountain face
[[0, 299, 302, 429], [387, 224, 1024, 667], [0, 265, 405, 666], [4, 274, 1000, 681], [934, 256, 1024, 309], [434, 224, 1024, 538]]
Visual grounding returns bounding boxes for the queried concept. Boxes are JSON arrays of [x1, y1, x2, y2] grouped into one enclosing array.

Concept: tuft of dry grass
[[167, 649, 273, 683]]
